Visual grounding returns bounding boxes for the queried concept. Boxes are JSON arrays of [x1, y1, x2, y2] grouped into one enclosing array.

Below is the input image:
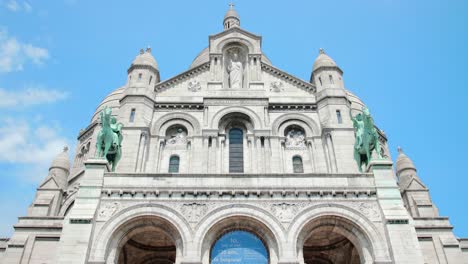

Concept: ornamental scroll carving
[[349, 202, 380, 220], [270, 203, 301, 222], [180, 203, 209, 222], [98, 202, 120, 219]]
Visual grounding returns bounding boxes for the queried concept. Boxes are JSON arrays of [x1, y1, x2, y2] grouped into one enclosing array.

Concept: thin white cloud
[[0, 28, 49, 73], [5, 0, 32, 13], [0, 86, 68, 108], [0, 118, 72, 182]]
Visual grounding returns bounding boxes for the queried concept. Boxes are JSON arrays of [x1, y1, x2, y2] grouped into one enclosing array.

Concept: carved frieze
[[348, 201, 381, 220]]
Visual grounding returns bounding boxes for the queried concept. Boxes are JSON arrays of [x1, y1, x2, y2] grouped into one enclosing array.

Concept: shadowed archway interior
[[117, 221, 177, 264], [303, 225, 360, 264]]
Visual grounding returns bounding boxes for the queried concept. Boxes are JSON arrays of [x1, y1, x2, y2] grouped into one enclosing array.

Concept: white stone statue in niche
[[167, 127, 187, 145], [285, 128, 306, 149], [227, 49, 243, 89]]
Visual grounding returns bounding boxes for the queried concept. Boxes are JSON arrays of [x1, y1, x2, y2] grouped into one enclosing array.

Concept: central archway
[[211, 230, 269, 264]]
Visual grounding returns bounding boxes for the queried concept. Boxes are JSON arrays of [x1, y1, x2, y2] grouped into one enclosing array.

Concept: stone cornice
[[100, 188, 377, 199], [154, 62, 210, 93], [262, 63, 316, 93], [209, 27, 262, 43], [127, 64, 159, 75]]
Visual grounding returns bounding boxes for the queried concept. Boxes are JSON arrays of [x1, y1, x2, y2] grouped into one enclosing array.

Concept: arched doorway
[[113, 217, 180, 264], [211, 230, 269, 264], [118, 229, 175, 264], [298, 216, 373, 264], [303, 225, 360, 264]]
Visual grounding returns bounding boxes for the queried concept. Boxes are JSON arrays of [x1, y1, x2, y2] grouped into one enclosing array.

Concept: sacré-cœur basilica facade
[[1, 5, 467, 264]]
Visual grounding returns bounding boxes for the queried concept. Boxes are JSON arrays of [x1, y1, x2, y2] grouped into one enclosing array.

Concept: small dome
[[130, 48, 158, 70], [189, 47, 272, 69], [396, 147, 417, 175], [312, 48, 338, 72], [224, 7, 239, 20], [50, 147, 70, 172], [346, 90, 367, 117], [91, 87, 124, 122], [223, 3, 240, 29]]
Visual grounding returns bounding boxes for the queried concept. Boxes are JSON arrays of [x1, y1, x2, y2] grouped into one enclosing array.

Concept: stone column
[[56, 158, 108, 264], [369, 159, 425, 264]]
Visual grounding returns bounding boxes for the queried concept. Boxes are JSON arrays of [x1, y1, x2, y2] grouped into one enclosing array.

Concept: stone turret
[[127, 47, 160, 88], [223, 3, 240, 29], [396, 147, 439, 218], [311, 48, 344, 92], [47, 146, 70, 190], [27, 147, 70, 217]]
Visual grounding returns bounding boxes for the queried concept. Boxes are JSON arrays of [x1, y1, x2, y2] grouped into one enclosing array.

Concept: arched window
[[168, 155, 180, 173], [229, 128, 244, 173], [293, 156, 304, 173], [211, 231, 268, 264]]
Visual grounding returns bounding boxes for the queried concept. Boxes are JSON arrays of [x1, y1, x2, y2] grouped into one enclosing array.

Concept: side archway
[[288, 204, 390, 264], [88, 204, 191, 264]]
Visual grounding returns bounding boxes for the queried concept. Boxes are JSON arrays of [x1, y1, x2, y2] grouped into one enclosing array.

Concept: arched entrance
[[297, 216, 374, 264], [211, 230, 269, 264], [111, 216, 181, 264], [303, 225, 360, 264], [118, 228, 176, 264]]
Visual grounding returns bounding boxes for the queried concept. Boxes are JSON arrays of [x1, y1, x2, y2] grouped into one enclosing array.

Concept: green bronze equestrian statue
[[352, 107, 382, 172], [95, 107, 123, 171]]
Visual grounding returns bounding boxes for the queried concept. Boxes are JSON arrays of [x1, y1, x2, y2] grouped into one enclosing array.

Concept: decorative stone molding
[[100, 188, 378, 200], [348, 201, 381, 220], [187, 80, 201, 92], [262, 63, 316, 93], [155, 63, 209, 92], [270, 202, 304, 222]]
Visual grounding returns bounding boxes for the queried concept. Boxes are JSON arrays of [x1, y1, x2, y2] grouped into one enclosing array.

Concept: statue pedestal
[[368, 159, 425, 263], [56, 158, 109, 264]]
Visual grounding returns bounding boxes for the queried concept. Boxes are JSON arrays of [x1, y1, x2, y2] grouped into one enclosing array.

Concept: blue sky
[[0, 0, 467, 238]]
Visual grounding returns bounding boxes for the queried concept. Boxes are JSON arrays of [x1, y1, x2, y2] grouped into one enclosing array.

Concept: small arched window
[[168, 155, 180, 173], [293, 156, 304, 173]]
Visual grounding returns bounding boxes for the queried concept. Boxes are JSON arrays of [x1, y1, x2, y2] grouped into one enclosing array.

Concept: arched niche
[[271, 113, 320, 137], [222, 43, 249, 89], [152, 112, 201, 137]]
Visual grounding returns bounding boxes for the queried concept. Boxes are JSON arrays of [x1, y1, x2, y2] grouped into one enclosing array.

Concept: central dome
[[189, 47, 272, 69]]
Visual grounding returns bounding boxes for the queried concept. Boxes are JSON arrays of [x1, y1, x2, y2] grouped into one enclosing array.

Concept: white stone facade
[[1, 6, 467, 264]]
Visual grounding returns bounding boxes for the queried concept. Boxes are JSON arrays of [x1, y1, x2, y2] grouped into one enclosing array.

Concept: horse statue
[[352, 107, 382, 172], [95, 107, 123, 171]]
